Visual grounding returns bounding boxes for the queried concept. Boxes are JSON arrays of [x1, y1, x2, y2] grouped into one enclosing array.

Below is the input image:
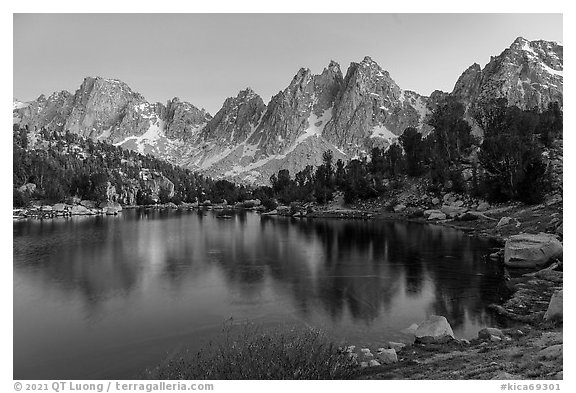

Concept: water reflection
[[14, 210, 509, 379]]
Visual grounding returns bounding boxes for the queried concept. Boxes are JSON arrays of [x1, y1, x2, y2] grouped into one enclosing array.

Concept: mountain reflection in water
[[13, 210, 509, 379]]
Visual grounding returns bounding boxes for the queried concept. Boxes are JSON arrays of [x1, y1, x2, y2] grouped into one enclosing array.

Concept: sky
[[13, 13, 562, 115]]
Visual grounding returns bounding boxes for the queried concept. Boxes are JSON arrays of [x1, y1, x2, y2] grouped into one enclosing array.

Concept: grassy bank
[[145, 323, 358, 380]]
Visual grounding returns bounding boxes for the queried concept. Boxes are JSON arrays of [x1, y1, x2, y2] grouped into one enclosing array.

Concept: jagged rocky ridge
[[13, 37, 563, 184], [452, 37, 563, 132]]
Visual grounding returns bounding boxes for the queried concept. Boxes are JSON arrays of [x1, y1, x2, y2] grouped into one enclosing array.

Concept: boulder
[[376, 348, 398, 364], [544, 290, 563, 321], [554, 372, 563, 380], [452, 200, 464, 207], [414, 315, 455, 343], [53, 203, 68, 212], [538, 344, 563, 360], [368, 359, 381, 367], [393, 204, 406, 213], [431, 197, 440, 205], [98, 201, 122, 212], [497, 216, 520, 228], [41, 205, 53, 212], [71, 205, 90, 215], [504, 233, 563, 268], [478, 327, 505, 340], [477, 201, 490, 212], [428, 211, 447, 220], [103, 207, 119, 215], [387, 341, 406, 352], [80, 200, 97, 209]]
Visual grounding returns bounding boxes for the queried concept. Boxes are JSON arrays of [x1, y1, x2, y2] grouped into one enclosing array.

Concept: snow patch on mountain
[[114, 117, 166, 154], [222, 109, 335, 178], [13, 100, 29, 110], [541, 63, 563, 77], [298, 108, 332, 141], [521, 41, 538, 56]]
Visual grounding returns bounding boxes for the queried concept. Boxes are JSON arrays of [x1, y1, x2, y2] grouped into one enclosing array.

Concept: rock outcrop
[[323, 56, 430, 155], [453, 37, 563, 127], [161, 97, 212, 141], [504, 233, 563, 268], [544, 290, 563, 321]]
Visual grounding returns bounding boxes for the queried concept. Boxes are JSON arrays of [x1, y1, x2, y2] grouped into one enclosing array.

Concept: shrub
[[13, 188, 30, 207], [147, 323, 358, 380], [261, 198, 278, 211]]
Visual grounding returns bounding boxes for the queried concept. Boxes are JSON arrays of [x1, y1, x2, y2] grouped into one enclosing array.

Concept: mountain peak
[[512, 36, 530, 46], [326, 60, 341, 71], [238, 87, 258, 98]]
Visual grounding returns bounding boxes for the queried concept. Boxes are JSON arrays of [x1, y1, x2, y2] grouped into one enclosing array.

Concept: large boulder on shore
[[504, 233, 563, 268], [376, 348, 398, 364], [427, 210, 447, 220], [478, 327, 505, 340], [71, 205, 91, 215], [497, 216, 520, 228], [52, 203, 68, 212], [476, 201, 490, 212], [544, 290, 563, 321], [80, 200, 97, 209], [99, 201, 123, 213], [415, 315, 455, 343]]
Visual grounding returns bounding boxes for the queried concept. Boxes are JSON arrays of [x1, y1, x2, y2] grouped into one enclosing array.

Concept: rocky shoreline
[[237, 190, 563, 380], [13, 200, 124, 219], [12, 198, 269, 220], [315, 193, 563, 380], [340, 254, 563, 380]]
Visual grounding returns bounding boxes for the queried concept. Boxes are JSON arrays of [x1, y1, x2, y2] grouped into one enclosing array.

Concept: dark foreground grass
[[146, 323, 358, 379]]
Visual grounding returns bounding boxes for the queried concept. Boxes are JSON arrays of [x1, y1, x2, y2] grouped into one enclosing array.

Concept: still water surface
[[14, 210, 509, 379]]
